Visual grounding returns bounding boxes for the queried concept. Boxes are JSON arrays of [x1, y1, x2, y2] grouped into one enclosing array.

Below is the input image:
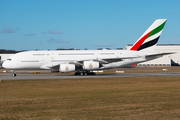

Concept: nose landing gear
[[11, 70, 16, 77], [12, 73, 16, 77]]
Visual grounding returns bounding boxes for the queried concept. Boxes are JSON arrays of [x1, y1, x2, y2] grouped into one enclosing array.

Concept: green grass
[[0, 77, 180, 120]]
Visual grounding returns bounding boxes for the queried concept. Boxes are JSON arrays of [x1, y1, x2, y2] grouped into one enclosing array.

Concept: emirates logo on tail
[[130, 31, 152, 51], [130, 19, 167, 51]]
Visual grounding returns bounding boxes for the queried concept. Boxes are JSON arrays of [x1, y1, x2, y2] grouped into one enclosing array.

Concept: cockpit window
[[7, 59, 12, 61]]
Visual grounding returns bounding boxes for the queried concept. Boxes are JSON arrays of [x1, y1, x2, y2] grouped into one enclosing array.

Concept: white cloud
[[0, 27, 15, 33], [24, 33, 36, 36], [60, 39, 69, 43], [48, 30, 63, 34], [41, 32, 46, 34], [4, 27, 15, 33], [48, 38, 69, 44]]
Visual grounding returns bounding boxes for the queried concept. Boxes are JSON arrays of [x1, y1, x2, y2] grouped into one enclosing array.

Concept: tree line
[[0, 49, 22, 54]]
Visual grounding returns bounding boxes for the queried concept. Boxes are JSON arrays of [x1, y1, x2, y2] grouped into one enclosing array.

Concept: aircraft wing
[[40, 56, 140, 71], [76, 56, 140, 64], [40, 51, 173, 71], [40, 63, 60, 70], [146, 52, 175, 58]]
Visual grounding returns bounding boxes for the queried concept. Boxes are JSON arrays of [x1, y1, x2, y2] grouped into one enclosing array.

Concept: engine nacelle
[[83, 61, 100, 70], [59, 64, 75, 73]]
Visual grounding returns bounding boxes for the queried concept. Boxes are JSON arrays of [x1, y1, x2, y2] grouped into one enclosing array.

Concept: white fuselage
[[2, 49, 149, 71]]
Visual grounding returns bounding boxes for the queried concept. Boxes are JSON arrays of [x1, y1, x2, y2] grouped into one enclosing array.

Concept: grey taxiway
[[0, 72, 180, 80]]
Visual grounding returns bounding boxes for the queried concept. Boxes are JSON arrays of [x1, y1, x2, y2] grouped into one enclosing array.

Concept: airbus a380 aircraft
[[3, 19, 171, 76]]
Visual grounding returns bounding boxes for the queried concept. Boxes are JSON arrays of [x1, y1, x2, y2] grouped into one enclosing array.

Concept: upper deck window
[[58, 53, 94, 55], [33, 54, 45, 56], [100, 53, 115, 55]]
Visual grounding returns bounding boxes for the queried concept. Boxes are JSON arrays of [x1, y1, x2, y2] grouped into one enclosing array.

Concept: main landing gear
[[11, 70, 16, 77], [74, 71, 96, 76]]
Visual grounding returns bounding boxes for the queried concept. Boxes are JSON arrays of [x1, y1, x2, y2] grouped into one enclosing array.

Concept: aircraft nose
[[2, 61, 11, 69]]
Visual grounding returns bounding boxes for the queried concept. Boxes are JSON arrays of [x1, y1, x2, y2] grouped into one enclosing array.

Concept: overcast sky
[[0, 0, 180, 50]]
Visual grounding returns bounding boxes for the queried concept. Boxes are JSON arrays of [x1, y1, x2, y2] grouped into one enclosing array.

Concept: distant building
[[125, 44, 180, 67]]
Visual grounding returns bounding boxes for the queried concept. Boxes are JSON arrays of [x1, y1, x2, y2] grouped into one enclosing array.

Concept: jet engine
[[59, 64, 75, 73], [83, 61, 100, 70]]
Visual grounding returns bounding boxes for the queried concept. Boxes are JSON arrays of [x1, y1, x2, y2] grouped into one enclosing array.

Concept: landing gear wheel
[[74, 71, 96, 76], [80, 72, 84, 76], [11, 70, 16, 77], [12, 73, 16, 77]]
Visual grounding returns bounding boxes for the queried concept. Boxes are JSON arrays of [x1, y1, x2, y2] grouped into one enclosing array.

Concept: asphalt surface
[[0, 72, 180, 80]]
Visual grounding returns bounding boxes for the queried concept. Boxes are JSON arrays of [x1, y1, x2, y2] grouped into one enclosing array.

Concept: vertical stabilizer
[[130, 19, 167, 52]]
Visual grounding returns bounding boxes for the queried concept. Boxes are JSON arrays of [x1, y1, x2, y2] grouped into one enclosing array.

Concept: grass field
[[0, 77, 180, 120]]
